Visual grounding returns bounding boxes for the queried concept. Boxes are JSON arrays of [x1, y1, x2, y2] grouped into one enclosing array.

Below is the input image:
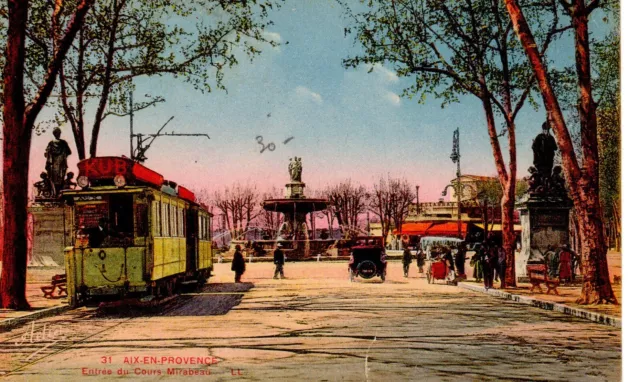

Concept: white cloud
[[295, 86, 323, 104], [260, 31, 282, 52], [365, 63, 399, 83], [263, 31, 281, 44], [384, 91, 401, 106]]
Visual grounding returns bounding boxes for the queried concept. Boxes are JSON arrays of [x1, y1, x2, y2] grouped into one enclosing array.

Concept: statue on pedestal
[[43, 127, 72, 196], [526, 121, 567, 197], [532, 121, 557, 179], [288, 156, 302, 182]]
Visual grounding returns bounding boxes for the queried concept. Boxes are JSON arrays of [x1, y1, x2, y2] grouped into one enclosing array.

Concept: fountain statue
[[288, 157, 303, 182]]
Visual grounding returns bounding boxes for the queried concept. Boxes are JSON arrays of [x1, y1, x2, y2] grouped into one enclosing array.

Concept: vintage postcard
[[0, 0, 628, 380]]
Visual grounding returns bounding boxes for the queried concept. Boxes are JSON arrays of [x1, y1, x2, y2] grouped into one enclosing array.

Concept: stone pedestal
[[516, 196, 572, 278], [285, 182, 306, 199], [29, 201, 72, 267]]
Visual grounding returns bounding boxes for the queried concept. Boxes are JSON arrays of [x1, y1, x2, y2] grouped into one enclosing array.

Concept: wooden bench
[[526, 264, 559, 295], [41, 274, 67, 298]]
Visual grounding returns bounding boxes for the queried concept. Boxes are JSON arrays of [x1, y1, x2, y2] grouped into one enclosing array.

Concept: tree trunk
[[478, 82, 517, 287], [503, 0, 617, 304], [1, 0, 30, 310], [501, 194, 516, 287], [502, 117, 517, 287]]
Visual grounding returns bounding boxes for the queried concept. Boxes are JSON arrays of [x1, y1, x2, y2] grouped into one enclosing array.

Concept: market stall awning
[[472, 223, 522, 232], [425, 222, 467, 237], [394, 221, 469, 237], [393, 222, 434, 236]]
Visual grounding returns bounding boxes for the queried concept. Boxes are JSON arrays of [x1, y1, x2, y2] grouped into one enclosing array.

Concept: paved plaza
[[0, 262, 621, 381]]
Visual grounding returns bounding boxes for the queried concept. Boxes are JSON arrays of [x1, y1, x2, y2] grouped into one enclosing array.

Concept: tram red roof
[[177, 186, 196, 203], [77, 157, 198, 204], [78, 157, 164, 187]]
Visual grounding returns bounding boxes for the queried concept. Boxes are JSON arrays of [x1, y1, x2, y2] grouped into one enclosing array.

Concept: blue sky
[[28, 1, 617, 202]]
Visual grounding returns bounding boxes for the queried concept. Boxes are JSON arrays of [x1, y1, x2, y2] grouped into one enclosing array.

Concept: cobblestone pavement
[[0, 262, 621, 381]]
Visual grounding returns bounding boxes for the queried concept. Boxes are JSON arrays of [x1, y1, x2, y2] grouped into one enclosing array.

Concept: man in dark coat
[[273, 243, 285, 279], [231, 245, 246, 283], [471, 244, 484, 282], [416, 247, 426, 274], [455, 242, 467, 277], [483, 242, 495, 290], [402, 247, 412, 278], [497, 245, 506, 288]]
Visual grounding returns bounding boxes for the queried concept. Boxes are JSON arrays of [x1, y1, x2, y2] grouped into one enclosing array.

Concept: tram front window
[[75, 194, 134, 247], [109, 194, 134, 236]]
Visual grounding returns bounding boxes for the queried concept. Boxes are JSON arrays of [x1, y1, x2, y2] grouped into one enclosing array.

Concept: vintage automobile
[[348, 236, 387, 282]]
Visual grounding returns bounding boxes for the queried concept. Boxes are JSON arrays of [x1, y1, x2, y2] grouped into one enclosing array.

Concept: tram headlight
[[77, 175, 90, 188], [114, 174, 126, 188]]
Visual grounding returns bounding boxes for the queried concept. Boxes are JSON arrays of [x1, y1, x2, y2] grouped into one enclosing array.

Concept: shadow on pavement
[[94, 282, 254, 318], [162, 282, 255, 317]]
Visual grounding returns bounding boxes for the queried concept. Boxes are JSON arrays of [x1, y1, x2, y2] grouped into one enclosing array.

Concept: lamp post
[[416, 185, 420, 215], [444, 128, 465, 239]]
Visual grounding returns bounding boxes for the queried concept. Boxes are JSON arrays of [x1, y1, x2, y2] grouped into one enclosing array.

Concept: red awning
[[425, 222, 467, 237], [394, 221, 468, 237], [393, 222, 434, 236]]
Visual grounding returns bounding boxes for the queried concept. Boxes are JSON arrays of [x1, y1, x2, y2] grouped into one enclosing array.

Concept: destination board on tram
[[75, 203, 108, 228]]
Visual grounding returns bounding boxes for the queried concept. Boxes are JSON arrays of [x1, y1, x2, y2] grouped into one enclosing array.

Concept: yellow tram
[[62, 157, 213, 307]]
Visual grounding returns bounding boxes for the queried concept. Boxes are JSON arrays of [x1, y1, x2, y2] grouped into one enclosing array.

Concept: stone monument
[[44, 127, 72, 196], [515, 121, 572, 278], [29, 128, 74, 266], [286, 156, 305, 198]]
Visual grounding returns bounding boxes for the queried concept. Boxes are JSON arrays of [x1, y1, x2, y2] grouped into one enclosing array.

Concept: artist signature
[[14, 322, 68, 361]]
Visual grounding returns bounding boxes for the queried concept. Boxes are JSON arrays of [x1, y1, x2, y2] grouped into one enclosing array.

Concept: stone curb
[[458, 282, 621, 328], [0, 304, 71, 332]]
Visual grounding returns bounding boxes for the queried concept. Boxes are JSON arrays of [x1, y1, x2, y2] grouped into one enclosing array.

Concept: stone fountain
[[260, 157, 333, 258]]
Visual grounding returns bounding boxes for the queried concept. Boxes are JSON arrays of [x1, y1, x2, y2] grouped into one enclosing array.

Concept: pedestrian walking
[[273, 242, 285, 279], [558, 244, 573, 283], [231, 244, 246, 283], [416, 247, 426, 274], [471, 245, 483, 282], [568, 245, 580, 281], [402, 247, 413, 277], [455, 242, 467, 277], [545, 246, 560, 279], [481, 242, 494, 290], [497, 245, 506, 288], [443, 247, 455, 280], [491, 243, 500, 282]]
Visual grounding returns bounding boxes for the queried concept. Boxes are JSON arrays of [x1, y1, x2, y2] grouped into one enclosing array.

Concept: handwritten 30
[[256, 136, 294, 153]]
